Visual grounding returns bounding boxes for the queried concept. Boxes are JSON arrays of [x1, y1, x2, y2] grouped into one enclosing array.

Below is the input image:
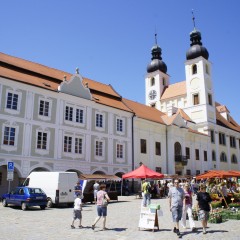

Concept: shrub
[[211, 201, 222, 209]]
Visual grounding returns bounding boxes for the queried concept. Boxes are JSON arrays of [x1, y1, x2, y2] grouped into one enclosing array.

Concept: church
[[0, 19, 239, 195]]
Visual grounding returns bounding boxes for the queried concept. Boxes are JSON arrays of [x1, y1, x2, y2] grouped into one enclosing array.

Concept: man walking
[[168, 179, 185, 238], [141, 179, 151, 207]]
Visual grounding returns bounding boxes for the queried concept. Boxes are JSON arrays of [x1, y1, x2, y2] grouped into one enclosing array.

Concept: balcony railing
[[175, 155, 188, 166]]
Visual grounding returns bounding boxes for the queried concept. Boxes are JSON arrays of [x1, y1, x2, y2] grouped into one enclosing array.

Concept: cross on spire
[[192, 9, 196, 29]]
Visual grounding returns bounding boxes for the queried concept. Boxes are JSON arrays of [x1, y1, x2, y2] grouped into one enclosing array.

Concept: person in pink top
[[181, 183, 196, 232], [92, 184, 110, 231]]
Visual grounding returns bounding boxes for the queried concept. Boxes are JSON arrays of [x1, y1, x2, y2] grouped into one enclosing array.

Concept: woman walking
[[92, 184, 110, 231], [181, 183, 196, 231]]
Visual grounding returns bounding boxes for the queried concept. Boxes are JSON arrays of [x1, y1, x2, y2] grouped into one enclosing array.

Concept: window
[[64, 136, 72, 153], [204, 150, 207, 161], [230, 136, 236, 148], [231, 154, 238, 164], [195, 149, 199, 160], [117, 144, 123, 158], [75, 138, 82, 154], [3, 126, 15, 146], [117, 118, 123, 132], [196, 170, 200, 175], [212, 150, 216, 161], [96, 141, 103, 156], [6, 92, 18, 110], [150, 77, 155, 86], [65, 106, 73, 121], [140, 139, 147, 154], [220, 152, 227, 162], [210, 130, 215, 143], [208, 94, 213, 106], [39, 100, 49, 117], [96, 113, 103, 128], [162, 78, 165, 86], [37, 131, 47, 150], [193, 94, 199, 105], [185, 147, 190, 159], [192, 64, 197, 74], [219, 132, 226, 145], [76, 109, 83, 123], [206, 64, 209, 74], [239, 139, 240, 149], [0, 172, 2, 185], [155, 142, 161, 156], [186, 169, 191, 175]]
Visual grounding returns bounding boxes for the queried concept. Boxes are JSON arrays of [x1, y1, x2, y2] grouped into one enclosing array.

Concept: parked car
[[2, 186, 47, 210]]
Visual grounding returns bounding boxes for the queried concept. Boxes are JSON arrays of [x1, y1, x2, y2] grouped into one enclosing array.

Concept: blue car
[[2, 186, 47, 210]]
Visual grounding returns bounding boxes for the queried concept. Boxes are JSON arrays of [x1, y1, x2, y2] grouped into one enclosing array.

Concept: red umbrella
[[122, 164, 164, 179]]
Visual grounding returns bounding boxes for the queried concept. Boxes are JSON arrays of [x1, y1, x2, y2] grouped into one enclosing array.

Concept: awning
[[79, 174, 121, 181]]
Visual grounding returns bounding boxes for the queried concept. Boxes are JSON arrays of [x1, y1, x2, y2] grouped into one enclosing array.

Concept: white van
[[23, 172, 78, 208]]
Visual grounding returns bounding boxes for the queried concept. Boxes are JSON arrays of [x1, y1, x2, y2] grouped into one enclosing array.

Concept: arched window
[[212, 150, 216, 161], [220, 152, 227, 162], [162, 77, 165, 86], [206, 64, 209, 74], [150, 77, 155, 86], [174, 142, 182, 162], [231, 154, 238, 164], [192, 64, 197, 75]]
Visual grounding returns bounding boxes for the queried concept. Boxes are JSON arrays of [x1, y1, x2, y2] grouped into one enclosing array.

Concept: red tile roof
[[161, 81, 186, 100], [122, 98, 166, 125]]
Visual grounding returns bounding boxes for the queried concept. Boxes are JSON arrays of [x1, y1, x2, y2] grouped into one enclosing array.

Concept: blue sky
[[1, 1, 240, 123]]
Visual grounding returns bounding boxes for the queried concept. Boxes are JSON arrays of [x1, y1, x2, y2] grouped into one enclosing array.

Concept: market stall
[[79, 174, 121, 203]]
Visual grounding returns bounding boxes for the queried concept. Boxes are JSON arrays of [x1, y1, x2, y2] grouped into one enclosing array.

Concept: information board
[[138, 207, 159, 232]]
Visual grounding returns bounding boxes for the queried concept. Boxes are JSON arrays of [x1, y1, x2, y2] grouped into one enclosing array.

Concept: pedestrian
[[74, 181, 82, 198], [92, 184, 110, 231], [196, 184, 212, 234], [93, 181, 100, 203], [181, 183, 196, 232], [141, 179, 151, 207], [71, 193, 83, 229], [168, 179, 185, 238]]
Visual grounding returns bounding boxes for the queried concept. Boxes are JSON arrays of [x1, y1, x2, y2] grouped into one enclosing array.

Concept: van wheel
[[40, 205, 46, 210], [47, 198, 53, 208], [2, 199, 8, 207], [21, 202, 27, 211]]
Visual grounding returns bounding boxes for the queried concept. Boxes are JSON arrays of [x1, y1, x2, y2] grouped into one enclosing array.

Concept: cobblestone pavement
[[0, 195, 240, 240]]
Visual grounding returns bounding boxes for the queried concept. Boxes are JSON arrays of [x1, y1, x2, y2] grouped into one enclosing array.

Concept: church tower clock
[[145, 35, 169, 109]]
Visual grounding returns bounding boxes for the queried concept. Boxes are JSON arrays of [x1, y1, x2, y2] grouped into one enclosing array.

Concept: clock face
[[148, 90, 157, 100]]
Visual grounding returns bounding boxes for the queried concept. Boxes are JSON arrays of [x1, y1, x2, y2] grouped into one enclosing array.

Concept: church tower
[[184, 13, 216, 130], [145, 35, 169, 109]]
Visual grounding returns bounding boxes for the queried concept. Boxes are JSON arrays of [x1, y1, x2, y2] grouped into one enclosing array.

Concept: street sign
[[7, 162, 14, 172], [7, 172, 14, 181]]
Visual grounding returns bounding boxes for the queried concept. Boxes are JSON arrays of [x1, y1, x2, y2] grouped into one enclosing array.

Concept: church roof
[[161, 81, 186, 100]]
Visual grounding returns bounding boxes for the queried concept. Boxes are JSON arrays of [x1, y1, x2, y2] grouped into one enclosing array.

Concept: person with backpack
[[141, 179, 151, 207]]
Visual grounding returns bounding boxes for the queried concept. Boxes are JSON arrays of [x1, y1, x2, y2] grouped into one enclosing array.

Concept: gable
[[58, 74, 92, 100]]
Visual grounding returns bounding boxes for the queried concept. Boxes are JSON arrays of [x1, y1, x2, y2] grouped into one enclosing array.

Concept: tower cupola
[[186, 12, 209, 60], [147, 34, 167, 74]]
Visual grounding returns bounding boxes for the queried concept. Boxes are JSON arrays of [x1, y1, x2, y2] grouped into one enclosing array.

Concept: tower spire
[[191, 9, 196, 29]]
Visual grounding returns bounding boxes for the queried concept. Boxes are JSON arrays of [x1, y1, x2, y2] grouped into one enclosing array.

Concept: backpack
[[147, 184, 152, 193]]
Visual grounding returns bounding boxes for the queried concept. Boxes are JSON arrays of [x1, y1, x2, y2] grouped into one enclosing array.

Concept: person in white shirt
[[71, 193, 83, 229]]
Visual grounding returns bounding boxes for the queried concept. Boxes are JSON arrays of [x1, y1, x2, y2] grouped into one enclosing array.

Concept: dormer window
[[150, 77, 155, 86], [192, 64, 197, 75]]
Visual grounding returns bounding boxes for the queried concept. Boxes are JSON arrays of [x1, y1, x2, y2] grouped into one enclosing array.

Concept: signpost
[[7, 161, 14, 193]]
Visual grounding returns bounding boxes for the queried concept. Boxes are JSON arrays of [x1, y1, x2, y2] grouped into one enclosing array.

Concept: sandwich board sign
[[138, 206, 159, 232]]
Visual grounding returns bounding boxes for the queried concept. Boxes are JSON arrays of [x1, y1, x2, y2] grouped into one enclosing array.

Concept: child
[[71, 192, 83, 229]]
